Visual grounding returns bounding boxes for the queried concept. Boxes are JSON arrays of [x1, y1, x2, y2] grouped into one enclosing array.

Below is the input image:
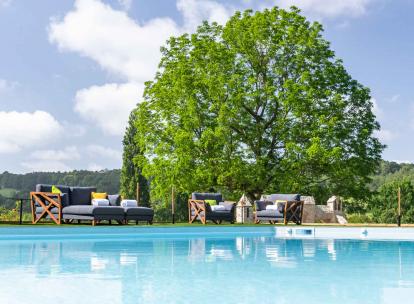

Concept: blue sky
[[0, 0, 412, 173]]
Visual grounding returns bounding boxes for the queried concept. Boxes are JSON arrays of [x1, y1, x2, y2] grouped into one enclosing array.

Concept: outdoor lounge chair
[[30, 184, 154, 225], [188, 192, 235, 224], [254, 193, 304, 225]]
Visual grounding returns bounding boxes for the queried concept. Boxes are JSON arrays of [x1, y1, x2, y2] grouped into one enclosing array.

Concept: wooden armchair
[[30, 192, 62, 225], [254, 194, 304, 225], [188, 192, 235, 224]]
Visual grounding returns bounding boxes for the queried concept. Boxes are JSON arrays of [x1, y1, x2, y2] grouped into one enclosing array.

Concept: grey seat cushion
[[35, 207, 59, 214], [256, 209, 284, 218], [192, 192, 223, 204], [70, 187, 96, 205], [63, 205, 124, 216], [124, 207, 154, 216]]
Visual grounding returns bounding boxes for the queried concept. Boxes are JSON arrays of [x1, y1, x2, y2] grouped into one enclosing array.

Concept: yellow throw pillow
[[91, 192, 107, 200], [51, 185, 61, 194]]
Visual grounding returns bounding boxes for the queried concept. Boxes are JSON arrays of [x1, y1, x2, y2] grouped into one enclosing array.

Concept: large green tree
[[120, 110, 150, 206], [133, 7, 383, 203]]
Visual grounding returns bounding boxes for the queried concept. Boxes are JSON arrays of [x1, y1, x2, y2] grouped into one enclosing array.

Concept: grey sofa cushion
[[62, 205, 95, 215], [108, 194, 121, 206], [124, 207, 154, 216], [192, 192, 223, 204], [36, 184, 70, 195], [261, 194, 300, 203], [256, 209, 284, 218], [70, 187, 96, 205], [63, 205, 124, 215], [35, 207, 59, 214]]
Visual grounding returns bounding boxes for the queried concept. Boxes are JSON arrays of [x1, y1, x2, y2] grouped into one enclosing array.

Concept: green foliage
[[132, 6, 382, 208], [346, 213, 374, 224], [370, 161, 414, 190], [345, 168, 414, 223], [120, 110, 150, 206], [0, 201, 31, 222], [152, 192, 190, 223], [369, 179, 414, 224]]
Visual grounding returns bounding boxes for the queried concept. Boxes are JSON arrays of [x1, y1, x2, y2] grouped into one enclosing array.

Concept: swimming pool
[[1, 226, 414, 304]]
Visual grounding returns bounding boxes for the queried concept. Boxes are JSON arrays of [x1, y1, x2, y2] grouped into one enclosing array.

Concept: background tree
[[133, 7, 383, 205], [120, 110, 150, 206]]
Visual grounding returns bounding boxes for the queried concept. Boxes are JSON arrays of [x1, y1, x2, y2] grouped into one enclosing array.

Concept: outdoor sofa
[[254, 193, 304, 225], [30, 184, 154, 225], [188, 192, 235, 224]]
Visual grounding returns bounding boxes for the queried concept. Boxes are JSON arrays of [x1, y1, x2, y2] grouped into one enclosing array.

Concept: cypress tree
[[120, 109, 150, 206]]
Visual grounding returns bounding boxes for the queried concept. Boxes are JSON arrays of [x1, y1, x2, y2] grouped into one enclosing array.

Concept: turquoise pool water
[[1, 227, 414, 304]]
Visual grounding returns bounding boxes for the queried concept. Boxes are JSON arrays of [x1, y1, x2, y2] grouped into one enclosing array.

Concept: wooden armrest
[[30, 192, 61, 197], [30, 192, 62, 208]]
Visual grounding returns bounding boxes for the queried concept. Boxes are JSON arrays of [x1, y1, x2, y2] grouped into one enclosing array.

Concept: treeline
[[345, 161, 414, 223]]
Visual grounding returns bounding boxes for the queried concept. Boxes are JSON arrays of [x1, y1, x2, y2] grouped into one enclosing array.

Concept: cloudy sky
[[0, 0, 412, 173]]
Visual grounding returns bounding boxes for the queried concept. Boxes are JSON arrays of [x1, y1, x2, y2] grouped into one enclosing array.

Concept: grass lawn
[[0, 188, 17, 197]]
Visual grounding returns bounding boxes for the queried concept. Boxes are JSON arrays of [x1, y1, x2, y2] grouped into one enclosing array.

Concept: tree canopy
[[132, 7, 383, 202]]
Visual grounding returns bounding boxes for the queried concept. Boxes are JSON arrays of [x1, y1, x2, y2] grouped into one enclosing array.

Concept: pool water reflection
[[1, 235, 414, 304]]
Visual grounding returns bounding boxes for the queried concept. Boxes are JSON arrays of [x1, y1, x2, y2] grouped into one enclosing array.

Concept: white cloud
[[74, 82, 141, 135], [371, 98, 382, 119], [88, 163, 105, 171], [392, 160, 413, 164], [86, 144, 122, 160], [20, 146, 80, 173], [30, 146, 81, 161], [21, 160, 72, 172], [48, 0, 234, 135], [48, 0, 180, 82], [0, 111, 63, 153], [62, 122, 87, 137], [177, 0, 233, 31], [275, 0, 373, 18]]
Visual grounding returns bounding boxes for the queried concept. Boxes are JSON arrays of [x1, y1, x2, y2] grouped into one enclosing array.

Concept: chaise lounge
[[30, 184, 154, 225], [188, 192, 235, 224], [254, 193, 304, 225]]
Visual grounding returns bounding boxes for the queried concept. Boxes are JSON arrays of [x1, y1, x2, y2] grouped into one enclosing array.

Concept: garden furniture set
[[188, 192, 304, 225], [30, 184, 153, 226], [31, 184, 304, 226]]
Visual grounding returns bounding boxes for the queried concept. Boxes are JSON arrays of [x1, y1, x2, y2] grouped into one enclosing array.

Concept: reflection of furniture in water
[[188, 239, 206, 261], [188, 238, 237, 261], [264, 239, 302, 268]]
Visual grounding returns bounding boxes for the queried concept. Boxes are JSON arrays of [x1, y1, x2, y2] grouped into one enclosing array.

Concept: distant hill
[[370, 161, 414, 191]]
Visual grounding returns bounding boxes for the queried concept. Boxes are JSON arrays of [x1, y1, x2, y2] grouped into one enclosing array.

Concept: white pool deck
[[1, 226, 414, 241], [275, 226, 414, 240]]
